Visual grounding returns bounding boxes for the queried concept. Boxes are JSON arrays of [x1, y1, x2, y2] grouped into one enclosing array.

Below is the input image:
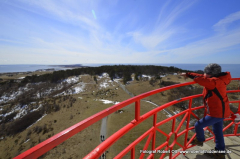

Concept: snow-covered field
[[0, 73, 120, 126], [0, 75, 110, 103]]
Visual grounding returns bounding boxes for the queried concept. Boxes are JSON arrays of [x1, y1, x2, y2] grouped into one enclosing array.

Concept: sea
[[0, 64, 240, 78], [158, 64, 240, 78], [0, 65, 68, 74]]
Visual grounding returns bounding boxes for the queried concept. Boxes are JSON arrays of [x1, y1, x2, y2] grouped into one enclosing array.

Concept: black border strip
[[212, 88, 225, 118]]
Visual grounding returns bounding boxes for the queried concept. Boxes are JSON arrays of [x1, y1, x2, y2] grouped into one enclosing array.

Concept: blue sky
[[0, 0, 240, 65]]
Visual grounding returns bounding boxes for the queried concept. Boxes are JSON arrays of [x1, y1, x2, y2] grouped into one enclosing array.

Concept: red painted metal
[[14, 78, 240, 159], [135, 100, 141, 121]]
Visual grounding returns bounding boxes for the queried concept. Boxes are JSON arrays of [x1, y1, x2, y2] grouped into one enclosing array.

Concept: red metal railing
[[14, 78, 240, 159]]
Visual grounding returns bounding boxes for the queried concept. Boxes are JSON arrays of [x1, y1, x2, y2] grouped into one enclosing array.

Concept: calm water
[[0, 65, 65, 73], [158, 64, 240, 78], [1, 64, 240, 78]]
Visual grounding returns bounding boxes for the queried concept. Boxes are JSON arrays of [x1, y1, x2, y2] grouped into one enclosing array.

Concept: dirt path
[[114, 80, 135, 97], [115, 80, 175, 117], [99, 117, 107, 159], [115, 80, 188, 126], [98, 80, 133, 159], [100, 117, 107, 140]]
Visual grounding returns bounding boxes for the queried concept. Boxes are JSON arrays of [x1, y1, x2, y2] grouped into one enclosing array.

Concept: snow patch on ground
[[0, 83, 40, 104], [54, 82, 86, 96], [0, 104, 43, 121], [173, 110, 180, 115], [0, 91, 22, 104], [98, 73, 116, 89], [72, 83, 85, 94], [97, 99, 120, 105], [166, 114, 173, 117], [100, 81, 110, 88], [98, 73, 109, 79], [113, 79, 121, 82], [13, 105, 29, 120], [142, 74, 152, 79], [144, 100, 159, 107], [63, 76, 80, 84], [30, 104, 42, 113], [24, 139, 30, 144], [0, 105, 21, 118], [27, 114, 47, 129]]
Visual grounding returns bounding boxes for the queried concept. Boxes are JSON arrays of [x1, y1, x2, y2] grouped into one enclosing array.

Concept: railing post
[[153, 113, 157, 127], [238, 102, 240, 113], [234, 123, 238, 135], [152, 113, 157, 157], [185, 99, 192, 148], [135, 100, 140, 121], [172, 118, 176, 133], [131, 147, 135, 159]]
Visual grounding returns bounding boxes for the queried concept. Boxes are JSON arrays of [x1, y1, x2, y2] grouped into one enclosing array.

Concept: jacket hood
[[217, 72, 231, 85]]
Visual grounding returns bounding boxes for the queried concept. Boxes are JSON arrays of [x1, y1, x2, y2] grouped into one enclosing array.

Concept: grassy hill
[[0, 67, 239, 159]]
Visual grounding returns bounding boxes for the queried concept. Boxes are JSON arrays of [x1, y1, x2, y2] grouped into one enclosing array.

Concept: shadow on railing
[[14, 78, 240, 159]]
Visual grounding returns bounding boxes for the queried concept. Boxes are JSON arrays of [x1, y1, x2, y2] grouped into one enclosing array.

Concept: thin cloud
[[213, 11, 240, 32], [129, 0, 197, 50], [8, 0, 100, 30], [0, 38, 26, 44], [166, 28, 240, 61]]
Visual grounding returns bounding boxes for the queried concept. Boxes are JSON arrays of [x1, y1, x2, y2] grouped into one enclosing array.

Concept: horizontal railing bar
[[229, 100, 240, 103], [191, 106, 204, 111]]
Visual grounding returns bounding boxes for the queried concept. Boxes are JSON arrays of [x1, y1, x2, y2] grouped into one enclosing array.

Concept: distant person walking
[[181, 63, 231, 159]]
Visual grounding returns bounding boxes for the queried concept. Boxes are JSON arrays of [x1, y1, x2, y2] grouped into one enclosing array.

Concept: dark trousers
[[195, 115, 225, 150]]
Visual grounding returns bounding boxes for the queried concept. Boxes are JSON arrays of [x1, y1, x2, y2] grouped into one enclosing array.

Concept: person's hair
[[204, 63, 221, 77]]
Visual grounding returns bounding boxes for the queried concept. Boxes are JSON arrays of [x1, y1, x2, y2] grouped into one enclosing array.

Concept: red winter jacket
[[186, 72, 232, 118]]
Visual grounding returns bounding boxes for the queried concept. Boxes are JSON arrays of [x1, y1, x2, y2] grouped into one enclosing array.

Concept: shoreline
[[0, 64, 86, 74], [0, 69, 56, 75]]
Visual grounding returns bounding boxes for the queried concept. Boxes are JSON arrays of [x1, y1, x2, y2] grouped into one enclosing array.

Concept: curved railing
[[14, 78, 240, 159]]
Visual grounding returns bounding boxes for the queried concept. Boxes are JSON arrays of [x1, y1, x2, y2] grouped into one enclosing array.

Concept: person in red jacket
[[181, 63, 231, 159]]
